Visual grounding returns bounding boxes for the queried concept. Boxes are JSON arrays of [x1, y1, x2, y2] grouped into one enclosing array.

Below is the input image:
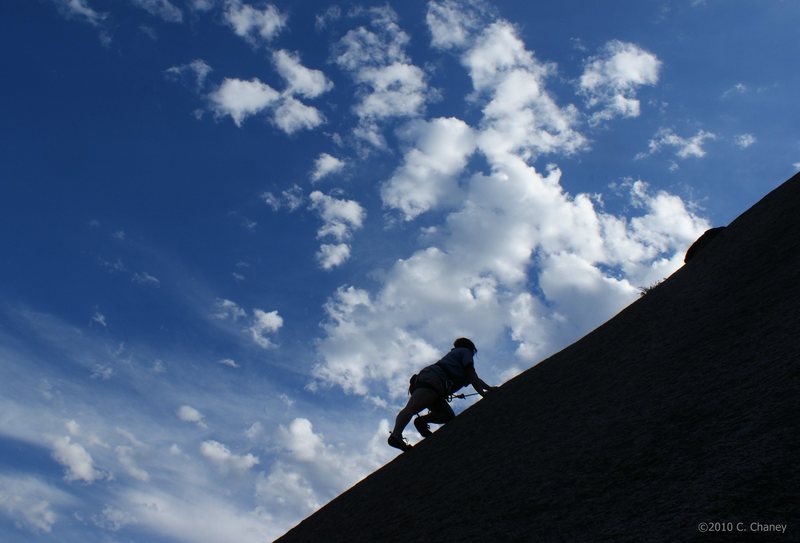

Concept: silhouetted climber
[[685, 226, 726, 263], [388, 338, 495, 452]]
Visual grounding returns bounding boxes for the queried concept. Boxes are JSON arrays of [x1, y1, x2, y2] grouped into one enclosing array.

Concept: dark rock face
[[684, 226, 726, 263], [277, 173, 800, 543]]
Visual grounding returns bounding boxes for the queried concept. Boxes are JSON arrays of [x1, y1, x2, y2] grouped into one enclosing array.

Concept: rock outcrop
[[277, 173, 800, 542]]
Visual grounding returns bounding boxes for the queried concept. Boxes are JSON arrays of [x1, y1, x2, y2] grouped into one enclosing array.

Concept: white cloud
[[353, 62, 427, 121], [381, 117, 476, 220], [463, 21, 587, 160], [333, 6, 429, 146], [277, 418, 323, 462], [218, 358, 240, 368], [223, 0, 286, 46], [165, 59, 213, 92], [257, 417, 390, 521], [53, 0, 106, 26], [273, 50, 333, 99], [130, 0, 183, 23], [0, 475, 73, 533], [208, 77, 279, 127], [426, 0, 486, 50], [249, 309, 283, 348], [642, 128, 717, 159], [176, 405, 207, 428], [255, 464, 320, 517], [122, 489, 274, 543], [316, 243, 351, 270], [311, 153, 345, 182], [313, 157, 707, 399], [200, 440, 260, 473], [793, 162, 800, 170], [272, 96, 325, 135], [52, 436, 104, 483], [308, 191, 366, 269], [579, 40, 661, 125], [734, 133, 756, 148], [309, 191, 366, 242]]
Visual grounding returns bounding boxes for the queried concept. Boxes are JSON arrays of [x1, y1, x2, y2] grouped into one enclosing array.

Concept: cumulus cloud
[[579, 40, 661, 125], [52, 436, 104, 483], [426, 0, 487, 50], [381, 117, 476, 220], [130, 0, 183, 23], [256, 418, 390, 522], [311, 153, 345, 182], [208, 77, 279, 127], [309, 191, 366, 242], [223, 0, 286, 45], [641, 128, 717, 159], [308, 191, 365, 269], [273, 50, 333, 99], [314, 158, 707, 398], [249, 309, 283, 348], [316, 243, 351, 270], [333, 6, 430, 146], [272, 96, 325, 134], [200, 440, 259, 472], [176, 405, 207, 428], [461, 21, 587, 160]]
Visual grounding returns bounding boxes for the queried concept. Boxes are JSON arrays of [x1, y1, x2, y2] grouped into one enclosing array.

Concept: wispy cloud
[[130, 0, 183, 23], [165, 59, 213, 92], [639, 128, 717, 159], [734, 133, 756, 148], [52, 0, 107, 26]]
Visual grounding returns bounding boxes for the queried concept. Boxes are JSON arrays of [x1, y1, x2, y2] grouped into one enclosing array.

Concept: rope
[[447, 392, 481, 402]]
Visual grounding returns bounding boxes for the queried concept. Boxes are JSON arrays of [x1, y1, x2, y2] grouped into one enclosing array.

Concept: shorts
[[412, 365, 451, 397]]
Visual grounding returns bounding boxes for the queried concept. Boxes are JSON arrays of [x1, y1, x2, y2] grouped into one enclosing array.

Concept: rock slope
[[276, 173, 800, 542]]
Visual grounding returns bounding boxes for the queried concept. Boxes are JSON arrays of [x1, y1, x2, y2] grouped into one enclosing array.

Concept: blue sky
[[1, 0, 798, 541]]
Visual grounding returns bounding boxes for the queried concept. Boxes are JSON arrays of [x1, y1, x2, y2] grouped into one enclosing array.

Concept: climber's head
[[453, 337, 477, 354]]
